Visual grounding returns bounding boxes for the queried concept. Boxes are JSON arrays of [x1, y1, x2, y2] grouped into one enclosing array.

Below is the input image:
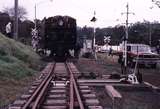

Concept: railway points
[[8, 61, 160, 109]]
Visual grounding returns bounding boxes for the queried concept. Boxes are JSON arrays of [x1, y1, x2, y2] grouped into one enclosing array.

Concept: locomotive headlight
[[59, 20, 63, 26]]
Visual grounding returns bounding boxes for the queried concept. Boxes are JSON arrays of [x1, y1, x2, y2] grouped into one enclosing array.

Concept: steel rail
[[22, 63, 55, 109], [66, 62, 85, 109], [32, 74, 53, 109], [69, 76, 74, 109]]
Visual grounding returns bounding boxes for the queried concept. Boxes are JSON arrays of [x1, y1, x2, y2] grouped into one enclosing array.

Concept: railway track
[[9, 62, 103, 109]]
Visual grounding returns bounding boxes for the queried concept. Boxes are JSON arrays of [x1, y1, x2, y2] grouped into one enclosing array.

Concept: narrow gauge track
[[9, 62, 103, 109]]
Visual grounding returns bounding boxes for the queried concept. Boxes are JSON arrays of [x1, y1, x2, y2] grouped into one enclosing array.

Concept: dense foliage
[[77, 21, 160, 46], [0, 11, 34, 45]]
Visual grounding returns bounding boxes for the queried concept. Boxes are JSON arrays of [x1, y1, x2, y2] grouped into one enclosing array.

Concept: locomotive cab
[[40, 15, 78, 61]]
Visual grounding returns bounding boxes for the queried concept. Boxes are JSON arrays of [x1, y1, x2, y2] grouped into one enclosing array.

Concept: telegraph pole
[[121, 3, 134, 73], [14, 0, 18, 40], [124, 3, 129, 73]]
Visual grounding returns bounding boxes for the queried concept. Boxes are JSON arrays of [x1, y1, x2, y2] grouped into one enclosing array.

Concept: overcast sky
[[0, 0, 160, 27]]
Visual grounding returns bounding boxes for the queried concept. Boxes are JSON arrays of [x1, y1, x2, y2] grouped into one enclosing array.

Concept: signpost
[[90, 11, 97, 59]]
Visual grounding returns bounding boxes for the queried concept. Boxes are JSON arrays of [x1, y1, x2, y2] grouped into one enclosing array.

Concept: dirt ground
[[76, 55, 121, 76], [75, 53, 160, 109], [76, 53, 160, 87], [118, 89, 160, 109], [0, 73, 40, 108]]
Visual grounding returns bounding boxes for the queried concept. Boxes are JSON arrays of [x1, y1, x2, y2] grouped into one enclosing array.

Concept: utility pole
[[14, 0, 18, 40], [121, 3, 134, 74]]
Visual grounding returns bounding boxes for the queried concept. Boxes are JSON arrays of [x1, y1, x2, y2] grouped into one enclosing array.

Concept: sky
[[0, 0, 160, 27]]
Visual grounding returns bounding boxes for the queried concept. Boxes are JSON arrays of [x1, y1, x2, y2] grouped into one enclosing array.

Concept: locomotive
[[39, 15, 80, 61]]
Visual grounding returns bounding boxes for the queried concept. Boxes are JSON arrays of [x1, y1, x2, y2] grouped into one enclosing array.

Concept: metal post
[[149, 22, 152, 46], [92, 26, 95, 50], [14, 0, 18, 40], [93, 22, 97, 59], [90, 11, 97, 60]]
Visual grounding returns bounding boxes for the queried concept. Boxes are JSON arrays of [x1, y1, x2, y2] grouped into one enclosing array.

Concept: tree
[[3, 6, 27, 21], [128, 22, 148, 44], [18, 20, 34, 44], [128, 21, 160, 46], [77, 26, 93, 40], [111, 26, 125, 45], [0, 12, 11, 34], [152, 0, 160, 8]]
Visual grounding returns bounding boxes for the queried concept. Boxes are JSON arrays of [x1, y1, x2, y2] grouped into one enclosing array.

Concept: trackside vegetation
[[0, 33, 45, 106]]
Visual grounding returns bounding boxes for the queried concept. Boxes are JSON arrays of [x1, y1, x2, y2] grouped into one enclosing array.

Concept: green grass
[[0, 33, 44, 79], [0, 33, 46, 107]]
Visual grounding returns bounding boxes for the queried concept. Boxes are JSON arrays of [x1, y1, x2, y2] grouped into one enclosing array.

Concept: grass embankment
[[0, 33, 45, 106]]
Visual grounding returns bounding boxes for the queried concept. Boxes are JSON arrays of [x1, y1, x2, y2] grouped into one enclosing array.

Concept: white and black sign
[[104, 36, 111, 43]]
